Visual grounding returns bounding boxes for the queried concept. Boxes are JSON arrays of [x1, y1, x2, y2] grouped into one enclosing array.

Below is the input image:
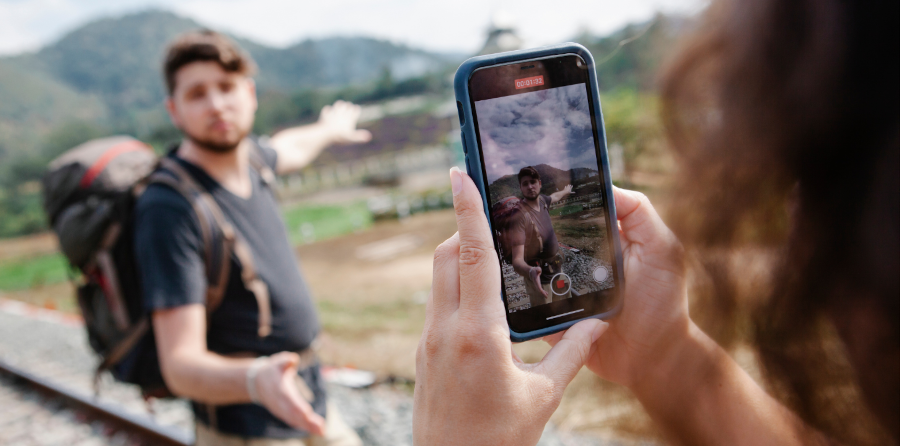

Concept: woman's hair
[[659, 0, 898, 443]]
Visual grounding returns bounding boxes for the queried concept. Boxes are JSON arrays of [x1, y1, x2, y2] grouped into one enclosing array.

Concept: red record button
[[550, 273, 571, 296]]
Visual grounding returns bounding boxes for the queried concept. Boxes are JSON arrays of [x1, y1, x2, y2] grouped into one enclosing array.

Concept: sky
[[0, 0, 705, 56], [475, 84, 599, 184]]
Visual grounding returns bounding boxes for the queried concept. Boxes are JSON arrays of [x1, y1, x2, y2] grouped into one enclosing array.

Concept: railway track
[[0, 359, 193, 446]]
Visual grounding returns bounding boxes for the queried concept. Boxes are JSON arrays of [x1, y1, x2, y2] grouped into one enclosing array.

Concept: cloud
[[475, 83, 600, 183]]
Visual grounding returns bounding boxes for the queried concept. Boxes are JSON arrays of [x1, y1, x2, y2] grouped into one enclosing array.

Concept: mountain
[[0, 59, 107, 159], [0, 10, 459, 156], [6, 10, 456, 109]]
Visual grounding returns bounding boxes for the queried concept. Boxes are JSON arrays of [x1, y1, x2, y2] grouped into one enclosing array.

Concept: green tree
[[600, 89, 664, 180]]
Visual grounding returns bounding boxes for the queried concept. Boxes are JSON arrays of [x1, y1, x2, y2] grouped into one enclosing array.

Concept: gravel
[[0, 301, 617, 446], [503, 246, 615, 312], [0, 373, 128, 446]]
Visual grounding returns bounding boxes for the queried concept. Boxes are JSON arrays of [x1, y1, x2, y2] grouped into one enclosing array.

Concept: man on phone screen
[[509, 166, 573, 307], [136, 30, 367, 445]]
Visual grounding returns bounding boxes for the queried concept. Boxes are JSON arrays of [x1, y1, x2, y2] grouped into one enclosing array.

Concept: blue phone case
[[453, 42, 625, 342]]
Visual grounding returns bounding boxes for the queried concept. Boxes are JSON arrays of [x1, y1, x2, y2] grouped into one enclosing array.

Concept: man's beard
[[521, 189, 540, 201], [182, 126, 249, 154]]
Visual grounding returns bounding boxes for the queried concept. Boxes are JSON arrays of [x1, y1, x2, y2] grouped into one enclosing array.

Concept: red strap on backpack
[[79, 140, 152, 188]]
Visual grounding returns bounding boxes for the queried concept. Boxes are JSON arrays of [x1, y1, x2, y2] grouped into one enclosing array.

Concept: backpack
[[491, 196, 550, 265], [42, 135, 274, 398], [491, 196, 525, 264]]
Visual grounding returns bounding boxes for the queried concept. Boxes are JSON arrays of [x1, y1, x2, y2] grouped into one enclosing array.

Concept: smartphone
[[454, 43, 624, 342]]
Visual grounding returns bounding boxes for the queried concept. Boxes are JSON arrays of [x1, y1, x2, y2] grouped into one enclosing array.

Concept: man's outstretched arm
[[152, 304, 326, 435], [549, 184, 573, 204], [268, 100, 371, 175]]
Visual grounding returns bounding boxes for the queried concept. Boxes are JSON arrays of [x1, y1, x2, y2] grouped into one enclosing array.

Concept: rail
[[0, 358, 192, 446]]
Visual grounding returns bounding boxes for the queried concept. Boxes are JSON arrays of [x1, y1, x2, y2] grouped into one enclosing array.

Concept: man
[[135, 30, 368, 445], [508, 166, 573, 307]]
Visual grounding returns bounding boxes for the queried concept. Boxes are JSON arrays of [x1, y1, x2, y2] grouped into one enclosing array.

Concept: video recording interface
[[473, 80, 616, 314]]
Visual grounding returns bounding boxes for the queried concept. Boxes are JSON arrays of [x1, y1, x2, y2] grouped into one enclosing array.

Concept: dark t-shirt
[[510, 194, 559, 264], [134, 142, 324, 439]]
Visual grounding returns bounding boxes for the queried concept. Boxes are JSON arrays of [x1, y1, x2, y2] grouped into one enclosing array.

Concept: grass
[[549, 204, 583, 216], [0, 201, 374, 291], [282, 201, 373, 245], [0, 253, 70, 291]]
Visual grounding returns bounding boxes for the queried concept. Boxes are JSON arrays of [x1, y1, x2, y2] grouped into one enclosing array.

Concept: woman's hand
[[545, 187, 690, 391], [413, 168, 609, 446], [542, 188, 828, 445]]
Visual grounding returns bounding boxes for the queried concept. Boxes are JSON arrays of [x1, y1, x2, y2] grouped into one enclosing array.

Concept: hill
[[0, 10, 459, 157]]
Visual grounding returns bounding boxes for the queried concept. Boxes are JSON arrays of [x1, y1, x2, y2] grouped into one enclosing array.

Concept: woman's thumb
[[536, 320, 608, 389]]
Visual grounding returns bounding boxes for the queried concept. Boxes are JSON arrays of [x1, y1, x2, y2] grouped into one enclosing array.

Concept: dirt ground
[[0, 232, 58, 262], [297, 210, 457, 379]]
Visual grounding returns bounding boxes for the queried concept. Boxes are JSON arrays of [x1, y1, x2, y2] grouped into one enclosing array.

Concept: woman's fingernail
[[450, 166, 462, 196], [592, 321, 610, 343]]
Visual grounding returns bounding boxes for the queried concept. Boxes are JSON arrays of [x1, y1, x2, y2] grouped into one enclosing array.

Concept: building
[[478, 11, 523, 55]]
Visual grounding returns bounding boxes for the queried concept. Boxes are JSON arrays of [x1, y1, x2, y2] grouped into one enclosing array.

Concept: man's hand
[[153, 306, 327, 435], [529, 266, 548, 298], [413, 167, 608, 446], [549, 184, 574, 204], [511, 245, 546, 298], [269, 100, 372, 174], [316, 100, 372, 145], [253, 352, 326, 436]]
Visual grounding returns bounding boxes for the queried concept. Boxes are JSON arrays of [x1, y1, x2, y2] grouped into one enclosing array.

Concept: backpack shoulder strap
[[247, 139, 276, 188], [519, 204, 544, 256], [148, 158, 232, 312], [147, 158, 272, 337]]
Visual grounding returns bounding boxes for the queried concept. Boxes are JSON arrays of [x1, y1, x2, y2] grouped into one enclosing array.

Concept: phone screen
[[468, 54, 620, 332]]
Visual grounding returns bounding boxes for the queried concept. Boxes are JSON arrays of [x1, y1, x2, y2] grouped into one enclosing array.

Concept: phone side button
[[460, 132, 468, 155], [464, 154, 472, 175]]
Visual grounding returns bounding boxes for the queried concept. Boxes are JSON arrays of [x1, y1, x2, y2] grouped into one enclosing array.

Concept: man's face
[[519, 176, 541, 200], [165, 61, 257, 153]]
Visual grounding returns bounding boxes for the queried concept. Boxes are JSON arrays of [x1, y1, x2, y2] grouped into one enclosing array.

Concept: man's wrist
[[308, 121, 342, 145], [246, 356, 268, 404]]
